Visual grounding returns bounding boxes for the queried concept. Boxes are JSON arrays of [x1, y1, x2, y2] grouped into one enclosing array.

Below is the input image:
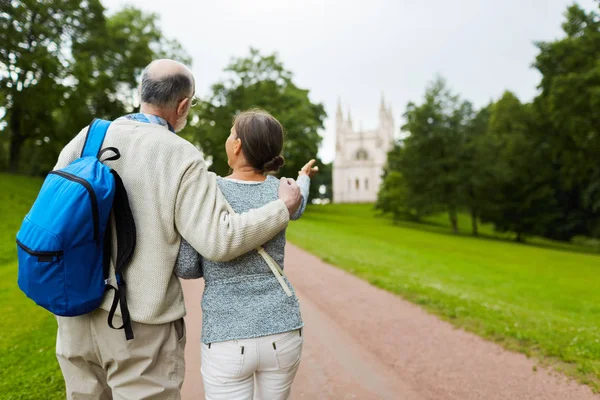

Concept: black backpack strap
[[105, 169, 137, 340]]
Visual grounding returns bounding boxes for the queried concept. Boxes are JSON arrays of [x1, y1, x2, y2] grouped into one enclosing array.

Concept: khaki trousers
[[56, 309, 186, 400]]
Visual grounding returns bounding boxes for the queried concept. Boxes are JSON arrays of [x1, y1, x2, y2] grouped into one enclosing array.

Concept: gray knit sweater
[[176, 175, 310, 344]]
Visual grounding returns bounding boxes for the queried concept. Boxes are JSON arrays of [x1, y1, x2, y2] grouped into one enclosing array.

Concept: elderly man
[[53, 59, 301, 399]]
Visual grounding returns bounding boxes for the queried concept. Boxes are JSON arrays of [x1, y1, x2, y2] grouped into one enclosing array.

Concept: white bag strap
[[257, 246, 292, 297]]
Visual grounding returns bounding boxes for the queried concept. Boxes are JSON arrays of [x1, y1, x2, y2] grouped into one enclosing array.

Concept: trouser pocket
[[175, 318, 186, 342], [273, 329, 304, 370], [202, 340, 246, 384]]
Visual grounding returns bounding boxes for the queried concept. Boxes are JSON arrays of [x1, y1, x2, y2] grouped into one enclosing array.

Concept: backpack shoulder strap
[[106, 169, 137, 340], [81, 119, 111, 158]]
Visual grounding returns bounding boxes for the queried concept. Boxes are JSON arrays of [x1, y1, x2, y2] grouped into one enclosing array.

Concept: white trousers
[[201, 329, 303, 400]]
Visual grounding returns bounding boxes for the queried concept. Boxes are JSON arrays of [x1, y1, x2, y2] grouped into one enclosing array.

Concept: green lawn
[[287, 203, 600, 390], [0, 173, 65, 399]]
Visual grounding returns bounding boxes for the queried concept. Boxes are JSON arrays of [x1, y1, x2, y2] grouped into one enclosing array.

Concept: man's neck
[[139, 104, 176, 128]]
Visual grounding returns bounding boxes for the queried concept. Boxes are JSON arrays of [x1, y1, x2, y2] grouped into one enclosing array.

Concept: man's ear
[[177, 98, 189, 116]]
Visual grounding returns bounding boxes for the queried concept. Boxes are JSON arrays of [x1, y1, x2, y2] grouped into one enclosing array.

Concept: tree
[[376, 170, 414, 222], [531, 3, 600, 239], [478, 92, 558, 241], [0, 1, 190, 174], [190, 48, 326, 194], [396, 77, 472, 233], [0, 0, 104, 172], [377, 3, 600, 242], [377, 144, 422, 221], [458, 104, 491, 236]]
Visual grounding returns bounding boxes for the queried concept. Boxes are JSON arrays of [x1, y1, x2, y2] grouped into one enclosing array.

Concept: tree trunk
[[470, 209, 478, 236], [449, 207, 458, 234], [8, 107, 24, 173], [516, 232, 524, 242]]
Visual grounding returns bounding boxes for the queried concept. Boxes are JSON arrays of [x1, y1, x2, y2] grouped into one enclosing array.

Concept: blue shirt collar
[[118, 112, 175, 133]]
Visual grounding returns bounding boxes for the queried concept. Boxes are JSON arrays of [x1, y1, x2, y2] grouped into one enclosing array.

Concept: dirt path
[[181, 244, 597, 399]]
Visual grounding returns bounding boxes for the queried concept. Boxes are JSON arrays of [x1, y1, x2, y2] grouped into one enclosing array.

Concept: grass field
[[0, 173, 65, 399], [2, 172, 599, 396], [287, 203, 600, 390]]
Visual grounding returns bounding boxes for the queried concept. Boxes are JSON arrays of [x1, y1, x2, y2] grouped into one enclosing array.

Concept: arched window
[[365, 178, 369, 191], [355, 179, 360, 190], [355, 148, 369, 161]]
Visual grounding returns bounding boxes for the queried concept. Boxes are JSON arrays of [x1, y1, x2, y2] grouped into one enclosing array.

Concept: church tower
[[333, 95, 395, 203]]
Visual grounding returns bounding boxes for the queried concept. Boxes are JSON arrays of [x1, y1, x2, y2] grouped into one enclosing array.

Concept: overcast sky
[[104, 0, 596, 163]]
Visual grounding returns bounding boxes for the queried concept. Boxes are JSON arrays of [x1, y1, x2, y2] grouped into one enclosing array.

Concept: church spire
[[336, 98, 344, 153], [379, 92, 392, 124], [347, 109, 353, 130], [336, 98, 344, 127]]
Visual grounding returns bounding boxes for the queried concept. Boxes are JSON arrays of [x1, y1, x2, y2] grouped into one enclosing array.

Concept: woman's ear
[[234, 138, 242, 155]]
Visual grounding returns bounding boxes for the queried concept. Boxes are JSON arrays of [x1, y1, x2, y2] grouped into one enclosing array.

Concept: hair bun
[[262, 155, 285, 173]]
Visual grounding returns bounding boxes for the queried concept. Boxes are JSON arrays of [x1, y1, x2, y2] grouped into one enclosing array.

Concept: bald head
[[140, 59, 194, 110]]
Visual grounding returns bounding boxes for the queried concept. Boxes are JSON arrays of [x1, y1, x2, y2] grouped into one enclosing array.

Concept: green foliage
[[376, 170, 416, 222], [288, 204, 600, 390], [531, 3, 600, 239], [389, 78, 473, 232], [380, 3, 600, 242], [0, 1, 190, 175], [189, 48, 326, 191], [477, 92, 558, 241], [0, 0, 103, 172], [457, 104, 491, 235]]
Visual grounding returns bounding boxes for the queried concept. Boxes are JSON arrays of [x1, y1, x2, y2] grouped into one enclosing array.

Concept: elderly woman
[[176, 109, 318, 400]]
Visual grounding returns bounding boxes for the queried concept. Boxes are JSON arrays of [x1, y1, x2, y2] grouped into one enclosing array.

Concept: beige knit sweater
[[54, 119, 290, 324]]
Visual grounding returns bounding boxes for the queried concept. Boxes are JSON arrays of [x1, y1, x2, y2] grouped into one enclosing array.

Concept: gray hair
[[140, 69, 193, 109]]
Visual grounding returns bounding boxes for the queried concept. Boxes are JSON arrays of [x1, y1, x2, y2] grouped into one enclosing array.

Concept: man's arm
[[175, 160, 299, 262]]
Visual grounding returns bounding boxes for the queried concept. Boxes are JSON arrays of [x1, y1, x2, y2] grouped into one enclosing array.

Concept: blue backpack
[[16, 119, 136, 340]]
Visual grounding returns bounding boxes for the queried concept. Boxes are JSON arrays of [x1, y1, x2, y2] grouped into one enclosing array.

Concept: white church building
[[333, 96, 395, 203]]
